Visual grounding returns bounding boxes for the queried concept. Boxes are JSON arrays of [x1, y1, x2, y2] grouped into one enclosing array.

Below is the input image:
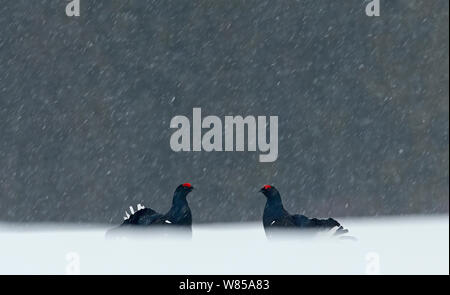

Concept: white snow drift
[[0, 215, 448, 275]]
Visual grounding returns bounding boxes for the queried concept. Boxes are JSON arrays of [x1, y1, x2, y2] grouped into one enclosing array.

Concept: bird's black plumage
[[259, 185, 348, 237], [107, 183, 194, 237]]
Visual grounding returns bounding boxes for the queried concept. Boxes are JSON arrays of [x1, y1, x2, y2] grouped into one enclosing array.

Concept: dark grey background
[[0, 0, 448, 224]]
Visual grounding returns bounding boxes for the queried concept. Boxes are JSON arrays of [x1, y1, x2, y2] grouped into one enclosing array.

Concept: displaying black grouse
[[107, 183, 194, 237], [259, 185, 349, 238]]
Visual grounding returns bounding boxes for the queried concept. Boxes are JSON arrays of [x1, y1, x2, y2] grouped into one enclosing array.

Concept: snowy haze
[[0, 215, 448, 275], [0, 0, 448, 224], [0, 0, 447, 275]]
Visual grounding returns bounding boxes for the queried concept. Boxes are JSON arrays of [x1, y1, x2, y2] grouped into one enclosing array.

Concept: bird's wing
[[265, 213, 297, 227], [292, 214, 349, 235]]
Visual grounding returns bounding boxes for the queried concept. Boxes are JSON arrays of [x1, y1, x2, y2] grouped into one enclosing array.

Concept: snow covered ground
[[0, 215, 448, 275]]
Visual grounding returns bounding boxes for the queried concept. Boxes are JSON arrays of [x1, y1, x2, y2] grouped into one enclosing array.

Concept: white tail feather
[[123, 203, 146, 220]]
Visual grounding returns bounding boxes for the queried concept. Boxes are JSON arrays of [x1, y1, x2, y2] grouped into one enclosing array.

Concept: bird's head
[[175, 183, 195, 196], [259, 185, 278, 197]]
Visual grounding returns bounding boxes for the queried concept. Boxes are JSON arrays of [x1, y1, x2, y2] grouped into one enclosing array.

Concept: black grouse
[[107, 183, 194, 237], [259, 185, 349, 238]]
